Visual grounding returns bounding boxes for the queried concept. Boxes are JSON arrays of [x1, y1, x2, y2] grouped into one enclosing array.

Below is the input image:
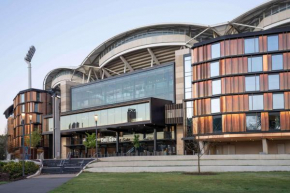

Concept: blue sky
[[0, 0, 266, 134]]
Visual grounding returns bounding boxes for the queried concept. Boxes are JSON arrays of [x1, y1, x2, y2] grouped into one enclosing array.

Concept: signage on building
[[101, 136, 116, 143]]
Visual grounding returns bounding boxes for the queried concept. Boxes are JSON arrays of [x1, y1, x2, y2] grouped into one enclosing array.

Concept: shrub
[[0, 161, 8, 172], [3, 161, 39, 179]]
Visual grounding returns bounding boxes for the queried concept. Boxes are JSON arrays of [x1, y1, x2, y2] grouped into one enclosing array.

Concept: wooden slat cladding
[[259, 36, 267, 53], [264, 93, 273, 110], [220, 57, 247, 75], [192, 63, 210, 81], [221, 76, 245, 94], [285, 92, 290, 109], [263, 55, 272, 71], [280, 111, 290, 130], [278, 33, 290, 50], [220, 95, 248, 113], [194, 99, 211, 116], [222, 114, 246, 132], [283, 52, 290, 69], [260, 74, 269, 91], [220, 38, 244, 57], [165, 103, 183, 124], [192, 80, 212, 98], [280, 72, 290, 90], [192, 116, 213, 134], [261, 112, 269, 131]]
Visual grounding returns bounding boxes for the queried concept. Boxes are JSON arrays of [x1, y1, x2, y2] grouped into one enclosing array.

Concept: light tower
[[24, 46, 36, 89]]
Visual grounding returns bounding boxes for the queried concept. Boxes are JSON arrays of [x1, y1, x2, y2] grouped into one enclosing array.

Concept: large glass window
[[210, 61, 219, 77], [245, 75, 260, 91], [59, 103, 150, 130], [184, 56, 192, 99], [269, 112, 281, 130], [267, 35, 279, 51], [35, 104, 39, 112], [268, 74, 280, 90], [21, 105, 25, 113], [186, 101, 193, 137], [212, 79, 221, 95], [71, 64, 174, 110], [213, 116, 222, 133], [246, 113, 261, 130], [272, 54, 283, 70], [36, 93, 41, 101], [20, 94, 25, 103], [273, 93, 284, 109], [248, 56, 263, 72], [211, 43, 220, 59], [211, 98, 220, 113], [249, 95, 264, 110], [245, 37, 259, 54], [36, 115, 41, 123]]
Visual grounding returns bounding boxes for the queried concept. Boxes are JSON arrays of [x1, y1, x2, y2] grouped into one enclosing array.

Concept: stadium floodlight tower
[[24, 46, 36, 89]]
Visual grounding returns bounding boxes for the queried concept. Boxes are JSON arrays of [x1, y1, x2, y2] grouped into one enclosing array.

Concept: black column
[[154, 128, 157, 154], [116, 131, 119, 155]]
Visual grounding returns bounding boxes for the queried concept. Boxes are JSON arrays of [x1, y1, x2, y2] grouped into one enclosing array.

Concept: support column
[[116, 131, 119, 155], [176, 125, 184, 155], [262, 139, 269, 154], [204, 142, 210, 155], [154, 128, 157, 153], [53, 95, 61, 159]]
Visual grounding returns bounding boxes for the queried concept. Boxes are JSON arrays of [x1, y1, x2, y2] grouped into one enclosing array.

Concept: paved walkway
[[0, 174, 75, 193]]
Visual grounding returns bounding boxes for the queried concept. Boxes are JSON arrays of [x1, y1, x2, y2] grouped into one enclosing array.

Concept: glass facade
[[249, 95, 264, 110], [212, 79, 221, 95], [211, 98, 220, 113], [268, 74, 280, 90], [246, 113, 261, 130], [47, 103, 150, 132], [213, 116, 222, 133], [269, 112, 281, 130], [184, 56, 192, 99], [211, 43, 220, 59], [210, 61, 219, 77], [273, 93, 284, 109], [71, 64, 174, 110], [20, 94, 25, 103], [244, 37, 259, 54], [248, 56, 263, 72], [272, 54, 283, 70], [267, 35, 279, 51], [245, 75, 260, 91], [185, 101, 193, 137]]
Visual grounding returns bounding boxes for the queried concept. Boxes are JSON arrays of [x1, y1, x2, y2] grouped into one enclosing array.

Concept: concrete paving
[[0, 174, 75, 193]]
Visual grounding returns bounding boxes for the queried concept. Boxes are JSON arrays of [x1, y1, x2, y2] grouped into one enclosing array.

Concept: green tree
[[25, 131, 42, 159], [83, 133, 96, 157], [0, 134, 8, 160], [132, 134, 140, 154]]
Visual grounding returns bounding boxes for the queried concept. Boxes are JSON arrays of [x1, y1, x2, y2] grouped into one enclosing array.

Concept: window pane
[[213, 116, 222, 133], [184, 56, 191, 73], [185, 76, 191, 89], [248, 56, 262, 72], [269, 113, 281, 130], [211, 98, 220, 113], [273, 93, 284, 109], [245, 38, 259, 54], [210, 61, 219, 77], [249, 95, 264, 110], [212, 79, 221, 95], [267, 35, 279, 51], [246, 114, 261, 130], [211, 43, 220, 59], [245, 76, 260, 91], [268, 74, 280, 90], [272, 54, 283, 70]]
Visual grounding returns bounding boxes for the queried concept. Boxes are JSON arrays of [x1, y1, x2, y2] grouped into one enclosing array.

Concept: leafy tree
[[25, 131, 42, 159], [83, 133, 96, 157], [0, 134, 8, 160], [132, 134, 140, 153]]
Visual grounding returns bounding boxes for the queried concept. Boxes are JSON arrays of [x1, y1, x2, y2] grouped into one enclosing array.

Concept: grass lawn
[[51, 172, 290, 193], [0, 181, 8, 185]]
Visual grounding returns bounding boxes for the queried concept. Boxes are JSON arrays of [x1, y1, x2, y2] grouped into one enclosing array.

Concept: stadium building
[[4, 0, 290, 159]]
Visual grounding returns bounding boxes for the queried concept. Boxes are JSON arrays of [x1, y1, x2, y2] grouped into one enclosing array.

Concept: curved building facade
[[4, 1, 290, 159]]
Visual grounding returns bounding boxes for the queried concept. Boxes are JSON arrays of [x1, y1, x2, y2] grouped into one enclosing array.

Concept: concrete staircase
[[85, 155, 290, 173], [42, 158, 94, 174]]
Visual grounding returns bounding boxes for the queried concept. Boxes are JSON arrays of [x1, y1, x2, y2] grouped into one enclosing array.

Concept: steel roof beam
[[147, 48, 160, 65], [120, 56, 134, 73]]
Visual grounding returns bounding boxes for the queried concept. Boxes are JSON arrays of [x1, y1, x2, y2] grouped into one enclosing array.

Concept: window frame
[[273, 93, 284, 109], [268, 74, 280, 90], [211, 97, 220, 114], [210, 61, 220, 77], [267, 35, 279, 51], [246, 113, 262, 131], [249, 94, 264, 110]]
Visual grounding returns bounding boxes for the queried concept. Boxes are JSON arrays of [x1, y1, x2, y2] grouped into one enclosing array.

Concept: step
[[42, 167, 82, 174]]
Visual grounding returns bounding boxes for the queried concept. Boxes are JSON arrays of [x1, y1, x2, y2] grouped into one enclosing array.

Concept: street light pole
[[94, 115, 98, 159], [21, 113, 26, 176]]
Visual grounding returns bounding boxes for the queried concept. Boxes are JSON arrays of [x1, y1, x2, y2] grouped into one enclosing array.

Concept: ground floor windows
[[269, 112, 281, 130], [213, 116, 222, 133], [246, 113, 261, 131]]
